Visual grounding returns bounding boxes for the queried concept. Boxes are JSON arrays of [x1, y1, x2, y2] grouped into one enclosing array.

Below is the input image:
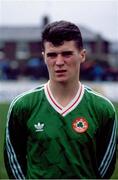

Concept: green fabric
[[5, 84, 117, 179]]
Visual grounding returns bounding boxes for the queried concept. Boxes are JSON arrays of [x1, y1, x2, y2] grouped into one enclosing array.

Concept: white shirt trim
[[44, 81, 84, 116]]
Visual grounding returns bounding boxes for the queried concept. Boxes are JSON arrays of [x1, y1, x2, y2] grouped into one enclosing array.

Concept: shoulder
[[8, 83, 45, 113], [84, 85, 116, 115]]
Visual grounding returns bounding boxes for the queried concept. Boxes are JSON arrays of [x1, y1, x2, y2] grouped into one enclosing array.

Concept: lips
[[55, 70, 67, 73]]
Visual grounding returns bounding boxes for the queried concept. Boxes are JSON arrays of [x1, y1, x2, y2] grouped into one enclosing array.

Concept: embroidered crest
[[72, 118, 88, 133]]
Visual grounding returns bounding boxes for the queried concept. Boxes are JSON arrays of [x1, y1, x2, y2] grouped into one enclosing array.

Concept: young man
[[4, 20, 117, 179]]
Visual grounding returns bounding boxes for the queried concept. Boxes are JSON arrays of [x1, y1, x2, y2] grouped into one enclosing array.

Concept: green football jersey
[[4, 82, 117, 179]]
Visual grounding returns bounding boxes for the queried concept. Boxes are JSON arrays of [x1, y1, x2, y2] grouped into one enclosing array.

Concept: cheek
[[69, 58, 80, 68], [68, 60, 81, 74], [45, 58, 51, 66], [45, 60, 55, 72]]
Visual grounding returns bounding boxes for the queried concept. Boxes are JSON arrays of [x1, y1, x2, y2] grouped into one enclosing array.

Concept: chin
[[55, 77, 69, 83]]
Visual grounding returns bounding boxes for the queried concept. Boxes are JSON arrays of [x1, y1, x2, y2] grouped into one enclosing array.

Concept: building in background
[[0, 17, 117, 81]]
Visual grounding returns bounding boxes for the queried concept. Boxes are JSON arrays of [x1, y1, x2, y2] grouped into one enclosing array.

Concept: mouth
[[55, 70, 67, 73], [55, 70, 67, 77]]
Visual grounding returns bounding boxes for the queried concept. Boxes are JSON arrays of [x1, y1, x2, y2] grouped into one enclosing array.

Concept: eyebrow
[[46, 51, 74, 57]]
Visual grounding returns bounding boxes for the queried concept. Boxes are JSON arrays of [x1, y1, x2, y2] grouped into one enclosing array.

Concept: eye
[[62, 51, 73, 57], [47, 52, 57, 58]]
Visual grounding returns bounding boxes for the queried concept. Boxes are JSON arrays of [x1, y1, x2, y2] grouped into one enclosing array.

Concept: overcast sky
[[0, 0, 118, 41]]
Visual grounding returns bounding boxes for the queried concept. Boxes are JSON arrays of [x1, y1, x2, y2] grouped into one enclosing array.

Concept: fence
[[0, 81, 118, 103]]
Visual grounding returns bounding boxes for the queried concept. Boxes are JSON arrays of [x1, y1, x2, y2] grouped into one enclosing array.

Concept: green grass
[[0, 102, 118, 179], [0, 103, 9, 179]]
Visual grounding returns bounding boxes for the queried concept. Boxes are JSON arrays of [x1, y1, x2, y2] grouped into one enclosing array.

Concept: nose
[[55, 54, 64, 66]]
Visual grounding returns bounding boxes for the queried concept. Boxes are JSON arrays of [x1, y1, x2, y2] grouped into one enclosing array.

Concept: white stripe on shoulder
[[84, 86, 117, 177], [5, 84, 45, 178], [84, 86, 115, 111], [7, 85, 44, 126]]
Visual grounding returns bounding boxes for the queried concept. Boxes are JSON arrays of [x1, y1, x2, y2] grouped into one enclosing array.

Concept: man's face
[[43, 40, 86, 83]]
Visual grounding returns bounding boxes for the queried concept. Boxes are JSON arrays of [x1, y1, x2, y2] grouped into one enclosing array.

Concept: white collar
[[44, 81, 84, 116]]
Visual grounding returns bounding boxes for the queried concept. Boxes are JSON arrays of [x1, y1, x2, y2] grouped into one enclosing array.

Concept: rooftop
[[0, 25, 104, 42]]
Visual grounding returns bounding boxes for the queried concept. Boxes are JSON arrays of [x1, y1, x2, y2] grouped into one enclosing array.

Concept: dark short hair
[[41, 20, 83, 50]]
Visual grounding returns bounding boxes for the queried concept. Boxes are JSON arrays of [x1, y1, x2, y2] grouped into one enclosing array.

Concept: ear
[[42, 51, 46, 64], [80, 49, 86, 63], [42, 51, 44, 57]]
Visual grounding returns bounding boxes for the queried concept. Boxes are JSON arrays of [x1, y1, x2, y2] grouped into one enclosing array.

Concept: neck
[[49, 80, 80, 107]]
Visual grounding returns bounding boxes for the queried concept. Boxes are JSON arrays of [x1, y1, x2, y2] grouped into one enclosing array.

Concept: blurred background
[[0, 0, 118, 178]]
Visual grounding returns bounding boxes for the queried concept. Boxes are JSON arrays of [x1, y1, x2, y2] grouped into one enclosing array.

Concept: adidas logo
[[34, 122, 44, 132]]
